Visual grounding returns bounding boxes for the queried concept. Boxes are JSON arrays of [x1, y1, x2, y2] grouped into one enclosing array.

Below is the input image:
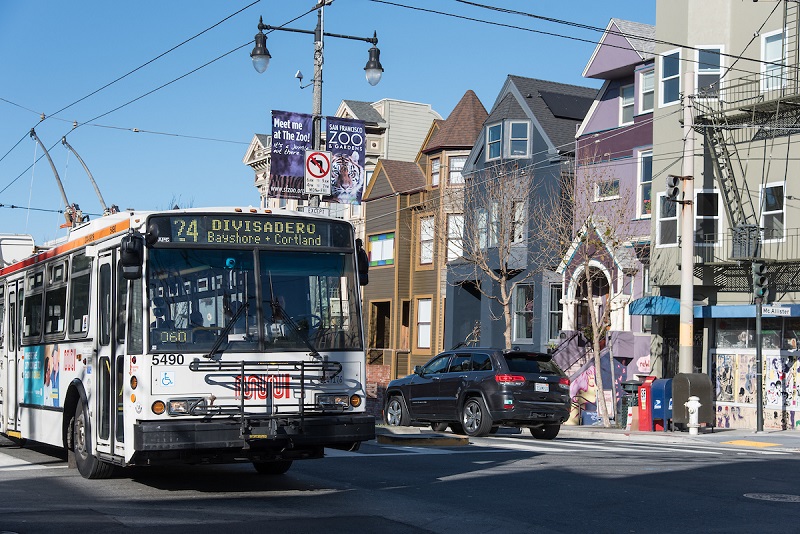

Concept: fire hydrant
[[685, 395, 701, 436]]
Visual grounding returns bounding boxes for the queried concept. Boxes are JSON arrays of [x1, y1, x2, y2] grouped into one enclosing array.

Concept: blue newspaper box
[[650, 379, 673, 432]]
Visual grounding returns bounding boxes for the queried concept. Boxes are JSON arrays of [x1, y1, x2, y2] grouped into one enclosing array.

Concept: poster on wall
[[324, 117, 367, 204], [269, 110, 313, 200]]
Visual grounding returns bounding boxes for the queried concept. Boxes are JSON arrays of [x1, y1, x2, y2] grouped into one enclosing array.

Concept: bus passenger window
[[22, 271, 43, 340], [0, 285, 5, 349], [44, 261, 68, 336], [69, 254, 92, 336]]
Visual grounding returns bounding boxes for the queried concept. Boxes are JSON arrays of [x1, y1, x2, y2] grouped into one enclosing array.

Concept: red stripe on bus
[[0, 218, 131, 277]]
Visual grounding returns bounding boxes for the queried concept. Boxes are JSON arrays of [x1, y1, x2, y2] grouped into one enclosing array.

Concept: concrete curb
[[376, 433, 470, 446]]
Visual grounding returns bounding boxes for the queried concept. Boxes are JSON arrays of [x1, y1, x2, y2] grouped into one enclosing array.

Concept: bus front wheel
[[72, 398, 114, 479]]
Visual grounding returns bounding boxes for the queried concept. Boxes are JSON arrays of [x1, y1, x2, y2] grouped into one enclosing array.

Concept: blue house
[[445, 75, 597, 352]]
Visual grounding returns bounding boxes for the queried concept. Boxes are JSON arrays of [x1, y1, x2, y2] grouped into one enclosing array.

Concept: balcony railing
[[694, 227, 800, 264]]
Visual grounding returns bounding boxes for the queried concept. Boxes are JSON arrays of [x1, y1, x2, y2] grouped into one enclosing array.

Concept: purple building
[[554, 19, 655, 424]]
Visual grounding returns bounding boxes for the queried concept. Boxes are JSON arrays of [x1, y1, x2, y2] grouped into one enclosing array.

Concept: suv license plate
[[535, 383, 549, 392]]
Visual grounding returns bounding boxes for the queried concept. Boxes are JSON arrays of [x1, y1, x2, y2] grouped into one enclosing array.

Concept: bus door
[[4, 279, 22, 434], [95, 251, 125, 458]]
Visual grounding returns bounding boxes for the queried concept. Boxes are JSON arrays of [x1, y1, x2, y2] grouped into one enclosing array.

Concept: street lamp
[[250, 4, 383, 153]]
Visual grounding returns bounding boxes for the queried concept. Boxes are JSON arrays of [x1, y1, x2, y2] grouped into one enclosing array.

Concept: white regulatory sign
[[305, 150, 332, 195]]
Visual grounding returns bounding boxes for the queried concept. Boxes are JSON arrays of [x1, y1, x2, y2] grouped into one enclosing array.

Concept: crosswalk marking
[[0, 452, 68, 471], [326, 435, 792, 458]]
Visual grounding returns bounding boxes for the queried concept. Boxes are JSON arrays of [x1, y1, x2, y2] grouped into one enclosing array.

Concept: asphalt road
[[1, 432, 798, 533]]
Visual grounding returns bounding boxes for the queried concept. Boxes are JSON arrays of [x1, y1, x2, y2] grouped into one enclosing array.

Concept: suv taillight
[[495, 374, 526, 384], [558, 377, 570, 390]]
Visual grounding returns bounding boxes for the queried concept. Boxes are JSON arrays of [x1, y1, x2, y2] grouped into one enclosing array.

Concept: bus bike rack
[[188, 358, 344, 440]]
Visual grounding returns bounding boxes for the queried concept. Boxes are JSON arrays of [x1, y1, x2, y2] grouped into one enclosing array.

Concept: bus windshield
[[147, 248, 362, 353]]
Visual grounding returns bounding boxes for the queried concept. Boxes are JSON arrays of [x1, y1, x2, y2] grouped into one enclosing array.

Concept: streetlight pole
[[250, 1, 383, 205]]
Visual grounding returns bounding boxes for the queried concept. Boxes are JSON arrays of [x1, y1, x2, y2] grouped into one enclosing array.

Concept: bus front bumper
[[133, 413, 376, 452]]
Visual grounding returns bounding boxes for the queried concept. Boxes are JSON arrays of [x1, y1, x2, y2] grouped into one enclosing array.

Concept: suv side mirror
[[413, 365, 424, 375]]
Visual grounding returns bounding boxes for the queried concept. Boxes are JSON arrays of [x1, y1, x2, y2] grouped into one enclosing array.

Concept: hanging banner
[[325, 117, 367, 204], [269, 110, 313, 200]]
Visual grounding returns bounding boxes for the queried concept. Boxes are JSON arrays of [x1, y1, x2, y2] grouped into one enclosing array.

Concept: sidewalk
[[376, 423, 800, 452]]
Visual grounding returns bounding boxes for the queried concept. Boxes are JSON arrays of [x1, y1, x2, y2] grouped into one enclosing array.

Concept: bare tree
[[445, 162, 567, 349], [537, 150, 640, 428]]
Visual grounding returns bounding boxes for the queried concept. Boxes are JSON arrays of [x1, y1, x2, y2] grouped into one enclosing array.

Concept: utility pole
[[679, 74, 695, 374]]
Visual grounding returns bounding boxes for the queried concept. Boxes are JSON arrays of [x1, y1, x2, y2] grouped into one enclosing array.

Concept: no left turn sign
[[306, 151, 331, 178], [305, 150, 332, 196]]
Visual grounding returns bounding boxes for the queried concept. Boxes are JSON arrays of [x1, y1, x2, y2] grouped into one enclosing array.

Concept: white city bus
[[0, 207, 374, 478]]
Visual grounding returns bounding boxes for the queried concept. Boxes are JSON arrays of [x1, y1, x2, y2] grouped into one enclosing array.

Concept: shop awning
[[628, 296, 680, 316]]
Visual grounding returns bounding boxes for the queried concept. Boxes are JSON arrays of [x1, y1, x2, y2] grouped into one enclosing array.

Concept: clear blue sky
[[0, 0, 654, 244]]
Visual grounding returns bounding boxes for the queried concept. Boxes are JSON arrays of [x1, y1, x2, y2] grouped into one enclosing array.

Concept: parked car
[[384, 348, 570, 438]]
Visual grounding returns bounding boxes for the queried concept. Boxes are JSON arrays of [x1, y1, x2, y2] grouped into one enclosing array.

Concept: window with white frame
[[620, 83, 634, 125], [513, 284, 535, 341], [512, 201, 525, 243], [695, 190, 720, 246], [448, 156, 466, 184], [761, 183, 785, 241], [657, 194, 678, 246], [508, 121, 530, 157], [595, 179, 620, 200], [419, 216, 435, 264], [638, 151, 653, 217], [697, 46, 723, 97], [477, 208, 488, 249], [490, 201, 500, 247], [762, 30, 786, 92], [431, 158, 440, 187], [416, 298, 432, 348], [487, 123, 502, 160], [640, 69, 654, 113], [549, 284, 563, 340], [369, 233, 395, 266], [447, 214, 464, 261], [661, 49, 681, 106]]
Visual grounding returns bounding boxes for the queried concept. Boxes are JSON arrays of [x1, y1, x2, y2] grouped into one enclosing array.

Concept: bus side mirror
[[356, 238, 369, 286], [120, 234, 145, 280]]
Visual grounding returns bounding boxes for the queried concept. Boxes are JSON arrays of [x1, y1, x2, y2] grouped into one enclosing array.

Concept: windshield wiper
[[268, 297, 320, 358], [204, 300, 249, 362]]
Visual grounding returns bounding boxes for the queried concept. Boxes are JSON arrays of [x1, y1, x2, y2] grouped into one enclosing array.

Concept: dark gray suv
[[384, 348, 570, 438]]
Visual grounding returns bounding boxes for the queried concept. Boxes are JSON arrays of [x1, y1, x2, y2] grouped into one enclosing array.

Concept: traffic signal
[[752, 262, 768, 299], [666, 175, 681, 201]]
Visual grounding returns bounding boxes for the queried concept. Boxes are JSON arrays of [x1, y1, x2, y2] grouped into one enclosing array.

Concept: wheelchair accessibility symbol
[[161, 372, 175, 387]]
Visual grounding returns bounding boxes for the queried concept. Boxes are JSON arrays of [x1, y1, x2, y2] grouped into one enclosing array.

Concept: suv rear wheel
[[530, 424, 560, 440], [462, 397, 493, 437]]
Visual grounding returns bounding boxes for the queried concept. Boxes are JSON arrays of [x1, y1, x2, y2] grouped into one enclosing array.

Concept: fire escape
[[690, 2, 800, 293]]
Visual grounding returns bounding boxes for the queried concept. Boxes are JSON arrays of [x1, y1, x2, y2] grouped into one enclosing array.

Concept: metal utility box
[[672, 373, 714, 428], [637, 376, 657, 432], [650, 379, 673, 432]]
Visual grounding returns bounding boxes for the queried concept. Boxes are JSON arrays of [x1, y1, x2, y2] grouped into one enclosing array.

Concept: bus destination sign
[[148, 214, 351, 248]]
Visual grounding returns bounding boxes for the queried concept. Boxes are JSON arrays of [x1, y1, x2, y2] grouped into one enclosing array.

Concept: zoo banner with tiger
[[325, 117, 366, 204], [270, 110, 313, 200]]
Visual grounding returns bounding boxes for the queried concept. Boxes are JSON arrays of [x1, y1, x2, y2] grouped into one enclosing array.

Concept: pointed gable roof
[[583, 19, 655, 79], [506, 76, 597, 153], [364, 160, 426, 201], [423, 90, 488, 153], [338, 100, 386, 125]]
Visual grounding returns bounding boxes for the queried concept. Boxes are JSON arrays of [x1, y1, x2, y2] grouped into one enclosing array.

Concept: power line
[[0, 4, 318, 202], [371, 0, 787, 79]]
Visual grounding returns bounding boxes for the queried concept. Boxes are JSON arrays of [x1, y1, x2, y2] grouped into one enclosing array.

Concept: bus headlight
[[317, 394, 350, 409], [168, 398, 207, 415]]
